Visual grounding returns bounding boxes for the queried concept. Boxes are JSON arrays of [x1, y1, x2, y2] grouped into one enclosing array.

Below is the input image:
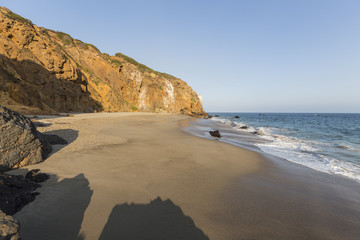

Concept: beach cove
[[9, 113, 360, 240]]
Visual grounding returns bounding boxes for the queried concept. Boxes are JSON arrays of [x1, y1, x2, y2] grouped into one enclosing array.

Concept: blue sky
[[2, 0, 360, 113]]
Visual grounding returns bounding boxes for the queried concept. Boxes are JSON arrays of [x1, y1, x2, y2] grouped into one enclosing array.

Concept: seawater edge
[[183, 115, 360, 184]]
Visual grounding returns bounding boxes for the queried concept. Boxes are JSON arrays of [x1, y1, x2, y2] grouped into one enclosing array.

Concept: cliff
[[0, 7, 207, 117]]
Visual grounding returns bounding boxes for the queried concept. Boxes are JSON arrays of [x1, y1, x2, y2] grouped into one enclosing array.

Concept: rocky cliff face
[[0, 7, 206, 117]]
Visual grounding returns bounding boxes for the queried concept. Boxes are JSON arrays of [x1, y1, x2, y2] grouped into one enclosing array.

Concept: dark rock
[[0, 210, 20, 240], [44, 134, 68, 145], [0, 174, 40, 215], [0, 106, 51, 171], [240, 126, 248, 129], [234, 116, 240, 118], [25, 169, 50, 183], [209, 130, 221, 138], [214, 115, 219, 117], [253, 130, 264, 135]]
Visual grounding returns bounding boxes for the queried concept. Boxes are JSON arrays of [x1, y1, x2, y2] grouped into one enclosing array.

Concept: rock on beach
[[0, 106, 51, 171]]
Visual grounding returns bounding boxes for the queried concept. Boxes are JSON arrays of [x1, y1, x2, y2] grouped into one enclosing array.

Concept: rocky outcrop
[[0, 106, 51, 171], [0, 7, 207, 117], [0, 210, 20, 240], [0, 173, 40, 215]]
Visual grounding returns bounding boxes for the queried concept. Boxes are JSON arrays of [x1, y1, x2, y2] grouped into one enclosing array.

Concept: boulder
[[209, 130, 221, 138], [0, 106, 51, 171], [0, 210, 20, 240], [234, 116, 240, 118], [0, 173, 40, 215], [240, 126, 248, 129]]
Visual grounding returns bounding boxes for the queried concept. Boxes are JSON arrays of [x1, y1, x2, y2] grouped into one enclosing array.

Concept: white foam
[[256, 133, 360, 182], [210, 116, 360, 182]]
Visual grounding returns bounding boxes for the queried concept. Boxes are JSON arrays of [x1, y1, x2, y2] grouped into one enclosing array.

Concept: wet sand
[[9, 113, 360, 240]]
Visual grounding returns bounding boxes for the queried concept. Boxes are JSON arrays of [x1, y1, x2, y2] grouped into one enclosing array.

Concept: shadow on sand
[[15, 173, 92, 240], [43, 129, 79, 154], [99, 197, 209, 240]]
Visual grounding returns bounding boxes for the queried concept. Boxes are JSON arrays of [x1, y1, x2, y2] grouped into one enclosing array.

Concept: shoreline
[[8, 112, 360, 239], [189, 115, 360, 184]]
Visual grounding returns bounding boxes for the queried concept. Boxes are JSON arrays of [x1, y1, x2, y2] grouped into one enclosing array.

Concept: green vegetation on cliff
[[5, 11, 32, 25], [115, 52, 175, 79]]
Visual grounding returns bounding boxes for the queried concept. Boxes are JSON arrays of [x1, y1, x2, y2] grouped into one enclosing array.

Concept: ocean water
[[209, 113, 360, 182]]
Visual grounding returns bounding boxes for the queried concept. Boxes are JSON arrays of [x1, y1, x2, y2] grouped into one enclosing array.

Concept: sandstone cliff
[[0, 7, 206, 117]]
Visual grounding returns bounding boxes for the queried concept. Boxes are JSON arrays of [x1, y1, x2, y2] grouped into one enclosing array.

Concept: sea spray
[[209, 113, 360, 182]]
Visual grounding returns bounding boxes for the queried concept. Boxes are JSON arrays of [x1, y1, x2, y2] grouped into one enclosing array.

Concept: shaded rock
[[0, 106, 51, 171], [234, 116, 240, 118], [32, 121, 52, 127], [0, 210, 20, 240], [214, 115, 220, 117], [240, 126, 248, 129], [0, 174, 40, 215], [209, 130, 221, 138], [25, 169, 50, 183], [44, 134, 68, 145], [253, 130, 264, 136]]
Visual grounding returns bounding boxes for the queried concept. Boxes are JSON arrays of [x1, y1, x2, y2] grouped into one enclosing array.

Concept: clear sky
[[2, 0, 360, 113]]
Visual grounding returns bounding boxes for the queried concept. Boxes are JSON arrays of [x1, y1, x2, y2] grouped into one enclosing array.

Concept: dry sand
[[10, 113, 360, 240]]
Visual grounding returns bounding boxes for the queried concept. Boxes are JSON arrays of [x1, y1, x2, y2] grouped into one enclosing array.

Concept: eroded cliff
[[0, 7, 206, 117]]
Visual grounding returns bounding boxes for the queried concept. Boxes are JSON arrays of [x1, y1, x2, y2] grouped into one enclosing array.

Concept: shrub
[[56, 32, 73, 46], [111, 59, 122, 67], [130, 105, 138, 111], [86, 44, 100, 52], [56, 32, 70, 40], [93, 79, 99, 86], [115, 52, 175, 78], [6, 12, 32, 25]]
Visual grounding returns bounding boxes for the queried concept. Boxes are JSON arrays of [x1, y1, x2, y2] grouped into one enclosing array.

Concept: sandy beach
[[9, 113, 360, 240]]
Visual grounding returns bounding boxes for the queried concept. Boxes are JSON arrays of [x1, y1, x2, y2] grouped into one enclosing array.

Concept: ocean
[[203, 113, 360, 182]]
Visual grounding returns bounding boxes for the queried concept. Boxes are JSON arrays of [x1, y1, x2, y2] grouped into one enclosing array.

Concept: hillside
[[0, 7, 206, 117]]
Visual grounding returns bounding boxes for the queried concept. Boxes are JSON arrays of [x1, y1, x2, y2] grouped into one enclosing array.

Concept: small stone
[[253, 130, 264, 135], [209, 130, 221, 138]]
